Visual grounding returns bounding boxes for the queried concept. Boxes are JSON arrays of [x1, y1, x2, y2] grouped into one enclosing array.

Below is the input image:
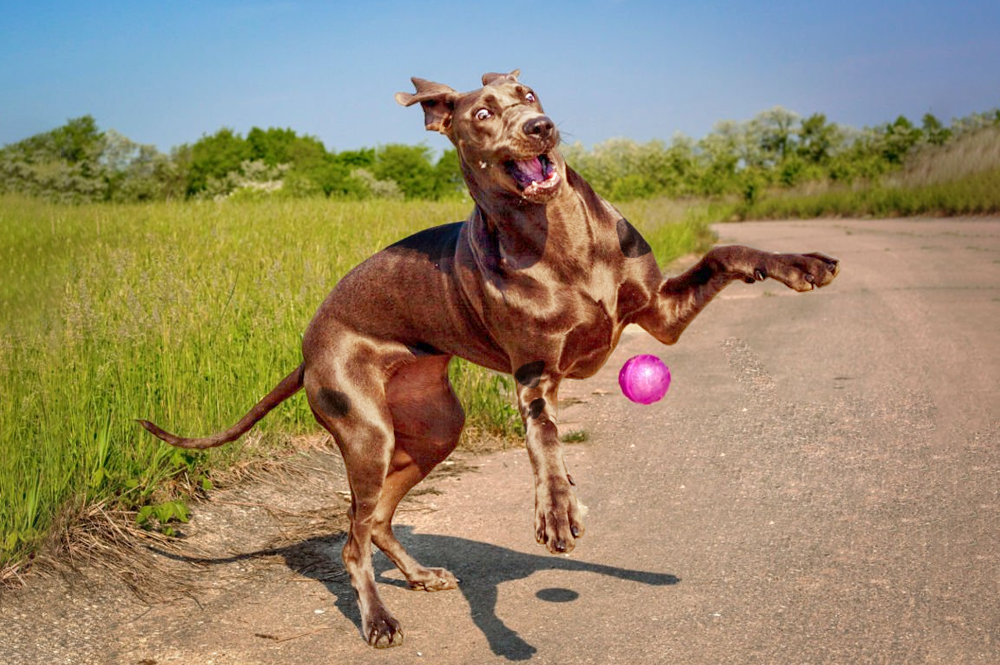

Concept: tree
[[663, 134, 699, 196], [101, 130, 173, 201], [372, 144, 439, 199], [751, 106, 801, 167], [434, 148, 465, 198], [49, 115, 105, 165], [246, 127, 328, 170], [247, 127, 297, 165], [827, 127, 890, 182], [0, 115, 108, 201], [880, 116, 922, 164], [797, 113, 839, 165], [4, 102, 992, 204], [921, 113, 951, 146], [333, 148, 376, 169], [698, 121, 743, 195], [186, 128, 251, 195]]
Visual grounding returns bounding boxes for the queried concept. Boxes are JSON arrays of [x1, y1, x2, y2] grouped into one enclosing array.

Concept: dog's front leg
[[515, 373, 585, 553], [636, 245, 840, 345]]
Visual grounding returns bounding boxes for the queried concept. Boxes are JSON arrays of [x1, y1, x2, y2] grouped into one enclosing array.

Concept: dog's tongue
[[514, 157, 545, 182]]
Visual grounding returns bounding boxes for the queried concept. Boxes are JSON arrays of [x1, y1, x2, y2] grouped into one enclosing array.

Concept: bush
[[3, 105, 999, 205]]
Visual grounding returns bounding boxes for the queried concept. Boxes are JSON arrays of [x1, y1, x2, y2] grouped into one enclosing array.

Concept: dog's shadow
[[161, 524, 678, 661], [295, 524, 679, 660]]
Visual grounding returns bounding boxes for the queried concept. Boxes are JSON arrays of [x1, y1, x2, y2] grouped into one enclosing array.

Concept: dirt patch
[[0, 437, 488, 665]]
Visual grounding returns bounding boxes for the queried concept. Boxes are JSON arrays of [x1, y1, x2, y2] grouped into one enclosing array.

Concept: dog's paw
[[535, 483, 586, 554], [363, 607, 404, 648], [761, 252, 840, 292], [407, 566, 460, 592]]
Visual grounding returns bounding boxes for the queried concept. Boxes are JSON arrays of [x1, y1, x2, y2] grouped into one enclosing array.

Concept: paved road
[[4, 218, 999, 664], [362, 217, 1000, 664]]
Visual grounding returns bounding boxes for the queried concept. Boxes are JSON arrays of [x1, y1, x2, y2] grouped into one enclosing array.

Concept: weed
[[136, 500, 191, 537]]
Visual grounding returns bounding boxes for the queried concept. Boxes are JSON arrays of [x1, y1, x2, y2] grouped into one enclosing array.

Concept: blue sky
[[2, 0, 998, 155]]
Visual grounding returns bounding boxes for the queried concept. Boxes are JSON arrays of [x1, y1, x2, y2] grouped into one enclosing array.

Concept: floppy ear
[[481, 69, 521, 86], [395, 78, 458, 134]]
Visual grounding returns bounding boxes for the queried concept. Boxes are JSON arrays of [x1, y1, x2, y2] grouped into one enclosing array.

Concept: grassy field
[[0, 193, 713, 580], [740, 124, 1000, 219]]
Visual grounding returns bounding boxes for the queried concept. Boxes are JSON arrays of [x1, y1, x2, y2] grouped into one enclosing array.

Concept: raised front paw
[[363, 606, 404, 649], [535, 482, 586, 554], [760, 251, 840, 292]]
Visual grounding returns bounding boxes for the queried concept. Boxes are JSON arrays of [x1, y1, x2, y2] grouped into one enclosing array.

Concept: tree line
[[2, 106, 997, 204], [0, 117, 462, 203]]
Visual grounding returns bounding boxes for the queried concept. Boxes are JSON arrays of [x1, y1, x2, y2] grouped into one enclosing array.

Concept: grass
[[739, 125, 1000, 220], [739, 169, 1000, 220], [891, 124, 1000, 189], [0, 192, 712, 581], [618, 197, 724, 260]]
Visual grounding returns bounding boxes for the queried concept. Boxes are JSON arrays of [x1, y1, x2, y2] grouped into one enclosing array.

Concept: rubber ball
[[618, 354, 671, 405]]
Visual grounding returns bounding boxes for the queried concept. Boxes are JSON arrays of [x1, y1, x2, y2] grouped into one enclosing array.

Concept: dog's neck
[[468, 167, 615, 272]]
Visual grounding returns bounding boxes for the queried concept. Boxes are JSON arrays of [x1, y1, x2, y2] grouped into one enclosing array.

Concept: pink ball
[[618, 354, 671, 404]]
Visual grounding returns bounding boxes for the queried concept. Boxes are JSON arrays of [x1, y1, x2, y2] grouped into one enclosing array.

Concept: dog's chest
[[559, 300, 617, 378], [492, 267, 628, 378]]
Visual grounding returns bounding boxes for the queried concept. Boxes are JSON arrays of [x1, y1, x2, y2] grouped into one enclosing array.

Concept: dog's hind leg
[[305, 355, 404, 649], [372, 355, 464, 592]]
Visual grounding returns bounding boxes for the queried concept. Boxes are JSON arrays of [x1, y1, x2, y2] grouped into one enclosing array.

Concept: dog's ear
[[481, 69, 521, 86], [395, 78, 458, 134]]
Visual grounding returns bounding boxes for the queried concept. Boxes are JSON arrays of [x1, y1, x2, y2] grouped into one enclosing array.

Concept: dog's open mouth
[[505, 154, 560, 198]]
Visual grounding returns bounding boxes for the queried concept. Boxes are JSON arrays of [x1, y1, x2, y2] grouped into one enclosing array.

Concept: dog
[[140, 70, 839, 648]]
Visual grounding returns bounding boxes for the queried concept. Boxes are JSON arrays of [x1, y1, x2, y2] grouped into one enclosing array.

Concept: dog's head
[[396, 70, 565, 204]]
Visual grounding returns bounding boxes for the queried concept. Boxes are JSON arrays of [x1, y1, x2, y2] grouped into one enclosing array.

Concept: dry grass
[[13, 501, 197, 599], [890, 124, 1000, 188], [739, 126, 1000, 220], [0, 429, 334, 591]]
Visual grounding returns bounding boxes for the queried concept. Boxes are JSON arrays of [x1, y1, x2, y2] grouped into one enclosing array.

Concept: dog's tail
[[138, 363, 305, 450]]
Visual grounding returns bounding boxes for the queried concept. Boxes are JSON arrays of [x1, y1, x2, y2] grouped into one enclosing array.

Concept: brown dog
[[140, 70, 839, 648]]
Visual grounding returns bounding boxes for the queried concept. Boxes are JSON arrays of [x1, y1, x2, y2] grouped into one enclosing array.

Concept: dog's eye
[[475, 108, 492, 121], [525, 92, 536, 103]]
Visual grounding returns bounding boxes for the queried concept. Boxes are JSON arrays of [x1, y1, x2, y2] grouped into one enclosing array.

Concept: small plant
[[135, 500, 190, 537]]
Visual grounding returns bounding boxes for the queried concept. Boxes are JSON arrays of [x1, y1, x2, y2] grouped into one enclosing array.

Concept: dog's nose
[[523, 115, 555, 140]]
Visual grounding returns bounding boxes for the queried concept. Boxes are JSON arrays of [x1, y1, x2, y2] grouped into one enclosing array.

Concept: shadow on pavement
[[373, 525, 681, 660], [157, 524, 679, 661]]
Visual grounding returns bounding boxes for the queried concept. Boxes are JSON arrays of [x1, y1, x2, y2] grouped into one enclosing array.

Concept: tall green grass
[[0, 193, 712, 577], [619, 197, 726, 259], [0, 195, 472, 575]]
